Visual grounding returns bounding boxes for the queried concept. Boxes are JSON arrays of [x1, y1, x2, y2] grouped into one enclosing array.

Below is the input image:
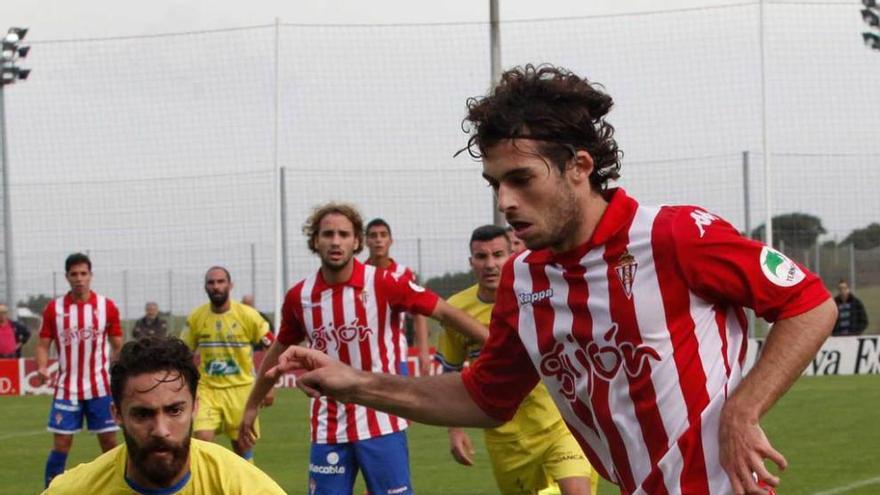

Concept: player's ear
[[111, 402, 122, 425], [568, 149, 594, 186]]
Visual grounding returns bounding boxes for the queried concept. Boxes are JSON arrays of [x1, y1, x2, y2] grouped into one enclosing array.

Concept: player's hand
[[261, 391, 275, 408], [418, 351, 432, 377], [238, 406, 260, 451], [37, 368, 51, 385], [448, 427, 475, 466], [719, 403, 786, 494], [268, 346, 363, 402]]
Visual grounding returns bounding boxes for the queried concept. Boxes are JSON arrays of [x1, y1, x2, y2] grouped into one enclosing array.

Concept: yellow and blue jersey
[[43, 438, 285, 494], [183, 301, 270, 389], [437, 284, 562, 441]]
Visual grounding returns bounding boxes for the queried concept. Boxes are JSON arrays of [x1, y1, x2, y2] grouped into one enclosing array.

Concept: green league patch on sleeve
[[760, 247, 806, 287]]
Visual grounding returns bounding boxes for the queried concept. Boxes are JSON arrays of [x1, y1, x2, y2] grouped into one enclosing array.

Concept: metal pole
[[273, 16, 284, 330], [759, 0, 774, 248], [280, 166, 289, 291], [417, 238, 423, 279], [0, 86, 15, 308], [250, 242, 257, 299], [122, 270, 128, 320], [849, 244, 856, 292], [489, 0, 505, 227], [168, 269, 173, 316], [742, 151, 751, 238]]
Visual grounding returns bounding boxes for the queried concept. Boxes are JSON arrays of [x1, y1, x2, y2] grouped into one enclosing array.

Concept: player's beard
[[124, 425, 191, 487], [523, 180, 582, 252], [207, 288, 229, 307], [320, 250, 354, 272]]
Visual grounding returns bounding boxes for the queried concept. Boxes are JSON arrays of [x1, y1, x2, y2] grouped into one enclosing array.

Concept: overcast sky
[[1, 0, 875, 316], [0, 0, 749, 39]]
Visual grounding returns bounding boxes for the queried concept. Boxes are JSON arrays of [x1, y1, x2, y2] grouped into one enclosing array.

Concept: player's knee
[[53, 434, 74, 452]]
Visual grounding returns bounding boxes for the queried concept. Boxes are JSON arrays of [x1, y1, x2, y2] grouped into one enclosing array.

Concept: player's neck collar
[[124, 469, 191, 495]]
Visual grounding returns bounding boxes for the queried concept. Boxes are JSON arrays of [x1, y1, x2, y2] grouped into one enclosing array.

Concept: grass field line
[[0, 429, 44, 441], [811, 476, 880, 495]]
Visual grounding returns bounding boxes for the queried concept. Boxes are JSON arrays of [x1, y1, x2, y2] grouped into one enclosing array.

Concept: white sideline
[[0, 429, 44, 441], [811, 476, 880, 495]]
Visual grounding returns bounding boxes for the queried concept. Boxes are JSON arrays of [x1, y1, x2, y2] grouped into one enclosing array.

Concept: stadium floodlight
[[4, 27, 27, 42], [862, 9, 880, 28], [1, 26, 28, 312], [864, 0, 878, 8], [864, 32, 880, 50]]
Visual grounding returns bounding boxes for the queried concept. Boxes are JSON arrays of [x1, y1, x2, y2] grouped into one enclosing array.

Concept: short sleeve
[[39, 302, 56, 340], [461, 261, 538, 423], [105, 300, 123, 337], [380, 273, 439, 317], [666, 206, 830, 322], [435, 325, 467, 372], [277, 285, 306, 346]]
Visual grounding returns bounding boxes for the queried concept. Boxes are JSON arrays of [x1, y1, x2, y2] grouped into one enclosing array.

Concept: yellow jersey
[[437, 284, 563, 442], [183, 301, 270, 388], [43, 438, 286, 494]]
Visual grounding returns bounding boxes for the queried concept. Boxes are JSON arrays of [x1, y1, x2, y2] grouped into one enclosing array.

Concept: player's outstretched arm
[[719, 298, 836, 494], [239, 340, 289, 450], [431, 300, 489, 344], [269, 346, 502, 428], [413, 314, 431, 376]]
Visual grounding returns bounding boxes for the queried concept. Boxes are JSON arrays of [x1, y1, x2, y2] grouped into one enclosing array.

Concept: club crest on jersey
[[690, 209, 719, 238], [360, 289, 370, 305], [614, 251, 638, 299], [760, 247, 806, 287]]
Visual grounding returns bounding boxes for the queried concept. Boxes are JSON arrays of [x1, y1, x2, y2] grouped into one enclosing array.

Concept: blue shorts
[[47, 396, 119, 434], [309, 431, 412, 495]]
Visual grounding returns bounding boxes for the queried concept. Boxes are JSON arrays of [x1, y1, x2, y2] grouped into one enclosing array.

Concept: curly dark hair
[[110, 337, 199, 407], [303, 202, 365, 255], [462, 64, 622, 189]]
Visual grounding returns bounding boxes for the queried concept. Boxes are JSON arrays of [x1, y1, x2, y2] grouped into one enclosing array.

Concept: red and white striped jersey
[[39, 291, 122, 401], [278, 259, 438, 444], [384, 259, 417, 364], [462, 189, 830, 495]]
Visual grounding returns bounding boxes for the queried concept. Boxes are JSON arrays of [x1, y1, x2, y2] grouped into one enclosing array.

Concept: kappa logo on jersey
[[407, 281, 426, 293], [690, 209, 719, 238], [760, 247, 806, 287], [518, 288, 554, 306], [311, 320, 373, 352], [615, 251, 638, 299]]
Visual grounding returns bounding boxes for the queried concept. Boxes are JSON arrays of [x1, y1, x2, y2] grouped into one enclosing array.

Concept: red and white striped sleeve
[[277, 282, 307, 346], [666, 206, 830, 322]]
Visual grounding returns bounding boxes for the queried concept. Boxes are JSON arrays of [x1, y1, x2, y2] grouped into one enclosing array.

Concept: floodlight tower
[[862, 0, 880, 50], [0, 26, 30, 310]]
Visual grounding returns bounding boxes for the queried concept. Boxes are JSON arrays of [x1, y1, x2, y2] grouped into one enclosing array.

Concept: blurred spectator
[[0, 303, 28, 358], [131, 301, 168, 340], [832, 280, 868, 336]]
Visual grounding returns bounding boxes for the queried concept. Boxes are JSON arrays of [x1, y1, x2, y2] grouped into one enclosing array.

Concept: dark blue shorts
[[46, 396, 118, 434], [309, 431, 412, 495]]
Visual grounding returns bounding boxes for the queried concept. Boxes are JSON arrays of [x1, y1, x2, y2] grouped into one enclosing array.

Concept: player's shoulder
[[44, 445, 124, 493], [652, 204, 739, 243], [191, 440, 286, 493], [448, 284, 480, 309], [187, 303, 213, 320]]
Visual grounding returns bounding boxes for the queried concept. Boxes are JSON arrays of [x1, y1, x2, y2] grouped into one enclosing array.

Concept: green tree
[[19, 293, 53, 314], [750, 212, 826, 251], [841, 223, 880, 250], [424, 271, 475, 300]]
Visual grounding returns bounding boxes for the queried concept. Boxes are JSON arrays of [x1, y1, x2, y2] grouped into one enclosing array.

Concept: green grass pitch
[[1, 375, 878, 494]]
